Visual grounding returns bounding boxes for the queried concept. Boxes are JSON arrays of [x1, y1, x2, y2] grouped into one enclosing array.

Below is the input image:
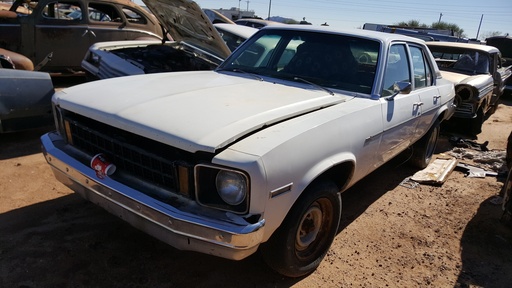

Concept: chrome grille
[[454, 102, 474, 118], [63, 112, 196, 196]]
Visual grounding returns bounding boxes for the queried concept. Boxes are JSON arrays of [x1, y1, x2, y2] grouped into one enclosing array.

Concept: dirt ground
[[1, 82, 512, 287]]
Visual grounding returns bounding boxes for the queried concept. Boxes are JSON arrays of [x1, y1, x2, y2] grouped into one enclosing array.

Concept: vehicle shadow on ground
[[0, 153, 428, 287], [0, 126, 54, 159], [0, 193, 294, 287], [454, 196, 512, 287], [338, 150, 426, 232]]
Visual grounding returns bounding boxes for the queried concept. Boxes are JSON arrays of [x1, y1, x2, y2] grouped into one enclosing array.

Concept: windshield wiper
[[293, 77, 334, 96], [218, 67, 263, 81]]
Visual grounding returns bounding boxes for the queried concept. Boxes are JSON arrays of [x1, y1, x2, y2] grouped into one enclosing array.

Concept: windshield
[[430, 46, 490, 75], [218, 29, 381, 94]]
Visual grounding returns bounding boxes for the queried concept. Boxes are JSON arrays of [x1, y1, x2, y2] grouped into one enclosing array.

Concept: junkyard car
[[41, 25, 455, 277], [0, 0, 163, 73], [81, 0, 256, 80], [0, 50, 54, 132], [501, 130, 512, 225], [486, 36, 512, 95], [427, 42, 511, 135]]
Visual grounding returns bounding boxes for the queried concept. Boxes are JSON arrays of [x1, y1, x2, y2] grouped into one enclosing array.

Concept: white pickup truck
[[41, 25, 455, 277]]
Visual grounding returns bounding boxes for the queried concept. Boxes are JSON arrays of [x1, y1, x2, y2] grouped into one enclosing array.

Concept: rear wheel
[[410, 121, 440, 169], [260, 181, 341, 277]]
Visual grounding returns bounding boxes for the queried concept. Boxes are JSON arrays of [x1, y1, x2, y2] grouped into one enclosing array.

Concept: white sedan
[[42, 23, 455, 277]]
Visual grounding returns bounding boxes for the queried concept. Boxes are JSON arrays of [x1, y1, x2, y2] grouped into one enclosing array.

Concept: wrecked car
[[501, 130, 512, 225], [486, 35, 512, 95], [0, 0, 163, 73], [427, 42, 512, 135], [41, 24, 455, 277], [81, 0, 257, 80], [0, 49, 54, 133]]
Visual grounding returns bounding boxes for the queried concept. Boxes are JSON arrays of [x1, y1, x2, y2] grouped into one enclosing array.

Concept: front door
[[378, 43, 421, 165]]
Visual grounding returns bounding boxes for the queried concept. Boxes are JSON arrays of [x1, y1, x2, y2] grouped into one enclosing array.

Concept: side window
[[42, 1, 82, 20], [87, 3, 121, 22], [381, 44, 410, 96], [216, 27, 246, 51], [410, 46, 433, 89]]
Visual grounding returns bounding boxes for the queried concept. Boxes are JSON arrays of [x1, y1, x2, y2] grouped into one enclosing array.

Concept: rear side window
[[88, 3, 121, 22], [122, 7, 147, 24]]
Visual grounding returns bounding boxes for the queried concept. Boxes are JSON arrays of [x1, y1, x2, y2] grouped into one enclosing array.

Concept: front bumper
[[40, 132, 265, 260]]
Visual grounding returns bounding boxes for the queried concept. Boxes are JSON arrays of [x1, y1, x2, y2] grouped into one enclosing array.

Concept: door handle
[[414, 102, 424, 107]]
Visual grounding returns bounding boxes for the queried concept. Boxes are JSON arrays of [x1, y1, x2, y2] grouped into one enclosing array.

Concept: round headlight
[[215, 170, 247, 206]]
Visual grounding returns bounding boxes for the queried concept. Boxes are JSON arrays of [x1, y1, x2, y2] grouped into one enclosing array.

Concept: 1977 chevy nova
[[41, 23, 455, 277]]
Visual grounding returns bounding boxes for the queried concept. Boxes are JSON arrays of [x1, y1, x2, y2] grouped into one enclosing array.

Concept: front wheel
[[469, 107, 485, 136], [260, 181, 341, 277], [410, 121, 440, 169]]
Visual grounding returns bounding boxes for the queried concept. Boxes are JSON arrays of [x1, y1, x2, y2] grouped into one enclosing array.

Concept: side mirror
[[385, 81, 412, 101]]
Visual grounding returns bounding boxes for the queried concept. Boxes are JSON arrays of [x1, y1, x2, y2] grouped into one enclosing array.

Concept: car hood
[[439, 70, 493, 87], [56, 72, 347, 153], [142, 0, 231, 60]]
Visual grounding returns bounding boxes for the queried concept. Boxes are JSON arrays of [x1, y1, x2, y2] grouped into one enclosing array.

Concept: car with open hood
[[81, 0, 257, 80], [0, 0, 163, 73], [41, 25, 455, 277], [427, 42, 512, 136]]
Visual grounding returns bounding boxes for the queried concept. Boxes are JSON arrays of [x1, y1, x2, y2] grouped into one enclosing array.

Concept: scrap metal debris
[[410, 157, 458, 185], [449, 136, 489, 151], [399, 177, 420, 189], [456, 162, 499, 178], [448, 148, 507, 174], [400, 136, 507, 188]]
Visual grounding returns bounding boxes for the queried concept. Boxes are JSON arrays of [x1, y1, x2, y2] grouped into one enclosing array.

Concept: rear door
[[409, 44, 440, 139], [34, 0, 89, 71], [84, 1, 127, 43]]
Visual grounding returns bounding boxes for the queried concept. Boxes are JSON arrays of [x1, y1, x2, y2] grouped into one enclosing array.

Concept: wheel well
[[315, 161, 354, 192]]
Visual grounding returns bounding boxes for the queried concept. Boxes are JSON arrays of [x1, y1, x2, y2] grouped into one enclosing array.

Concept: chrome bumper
[[40, 132, 265, 260]]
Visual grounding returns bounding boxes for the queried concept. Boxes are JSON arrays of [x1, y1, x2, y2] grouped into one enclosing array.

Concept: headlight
[[455, 85, 474, 101], [216, 170, 247, 205], [87, 52, 101, 66], [195, 164, 249, 214]]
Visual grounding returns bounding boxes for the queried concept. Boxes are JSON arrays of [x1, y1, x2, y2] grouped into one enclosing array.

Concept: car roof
[[426, 41, 500, 54], [261, 25, 428, 46]]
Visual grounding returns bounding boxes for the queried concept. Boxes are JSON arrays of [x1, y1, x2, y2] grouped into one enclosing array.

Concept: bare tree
[[481, 31, 505, 40]]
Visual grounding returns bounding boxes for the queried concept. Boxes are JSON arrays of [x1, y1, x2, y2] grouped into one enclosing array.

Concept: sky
[[176, 0, 511, 40]]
